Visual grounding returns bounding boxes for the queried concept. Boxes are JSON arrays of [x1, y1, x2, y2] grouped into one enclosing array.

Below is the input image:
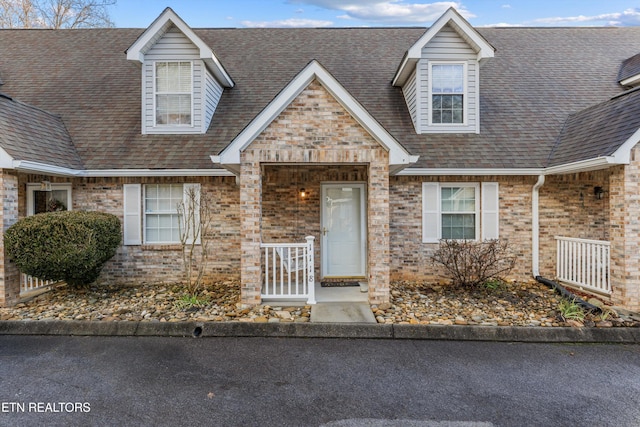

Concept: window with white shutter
[[123, 183, 201, 245], [422, 182, 499, 243]]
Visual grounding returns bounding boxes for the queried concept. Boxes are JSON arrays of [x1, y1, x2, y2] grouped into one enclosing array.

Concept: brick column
[[367, 156, 390, 304], [609, 161, 640, 311], [0, 170, 20, 307], [239, 159, 262, 306]]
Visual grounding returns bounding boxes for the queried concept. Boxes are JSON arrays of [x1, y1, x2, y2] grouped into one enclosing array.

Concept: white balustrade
[[261, 236, 316, 304], [556, 236, 610, 295]]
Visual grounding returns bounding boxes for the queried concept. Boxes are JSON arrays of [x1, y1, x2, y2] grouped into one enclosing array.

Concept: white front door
[[321, 183, 366, 277]]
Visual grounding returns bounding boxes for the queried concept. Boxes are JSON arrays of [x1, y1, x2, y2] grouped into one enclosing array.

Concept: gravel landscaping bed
[[1, 279, 638, 327]]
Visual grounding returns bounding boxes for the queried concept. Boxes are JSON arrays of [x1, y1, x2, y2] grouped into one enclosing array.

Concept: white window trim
[[123, 182, 202, 246], [424, 182, 499, 243], [153, 60, 194, 128], [26, 183, 72, 216], [428, 61, 468, 127]]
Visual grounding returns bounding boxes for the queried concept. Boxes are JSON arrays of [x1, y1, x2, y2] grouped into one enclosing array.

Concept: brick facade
[[0, 170, 20, 307], [389, 175, 537, 283], [609, 147, 640, 310], [3, 91, 639, 311], [239, 79, 391, 304], [15, 174, 240, 288], [537, 171, 610, 278]]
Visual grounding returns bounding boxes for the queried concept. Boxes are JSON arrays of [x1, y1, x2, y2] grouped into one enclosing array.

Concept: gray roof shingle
[[0, 93, 83, 169], [618, 53, 640, 83], [547, 87, 640, 167], [0, 26, 639, 171]]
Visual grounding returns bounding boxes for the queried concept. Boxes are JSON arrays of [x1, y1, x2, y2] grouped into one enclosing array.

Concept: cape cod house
[[1, 7, 640, 311]]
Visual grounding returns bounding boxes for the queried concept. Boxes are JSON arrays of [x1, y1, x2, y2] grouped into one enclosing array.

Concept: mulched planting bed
[[0, 279, 637, 327]]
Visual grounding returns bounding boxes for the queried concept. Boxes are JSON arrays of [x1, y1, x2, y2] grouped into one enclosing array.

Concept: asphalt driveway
[[0, 336, 638, 426]]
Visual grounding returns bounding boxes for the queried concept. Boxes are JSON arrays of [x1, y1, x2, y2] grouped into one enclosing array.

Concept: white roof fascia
[[392, 7, 495, 87], [10, 160, 234, 177], [217, 60, 416, 169], [126, 7, 234, 88], [397, 168, 544, 176], [0, 147, 14, 168], [620, 74, 640, 87], [543, 157, 618, 175], [610, 126, 640, 164], [82, 169, 235, 177], [13, 161, 82, 176]]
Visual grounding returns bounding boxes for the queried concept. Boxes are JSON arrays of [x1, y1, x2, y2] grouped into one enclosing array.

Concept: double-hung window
[[430, 63, 465, 125], [423, 182, 499, 243], [441, 185, 477, 239], [155, 61, 192, 126], [123, 183, 200, 245], [144, 184, 184, 243]]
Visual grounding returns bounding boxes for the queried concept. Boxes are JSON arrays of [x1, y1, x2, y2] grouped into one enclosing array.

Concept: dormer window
[[430, 63, 466, 125], [155, 61, 192, 126], [392, 8, 494, 135], [126, 8, 234, 135]]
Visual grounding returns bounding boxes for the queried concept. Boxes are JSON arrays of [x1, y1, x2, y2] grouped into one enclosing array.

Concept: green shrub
[[4, 211, 121, 287]]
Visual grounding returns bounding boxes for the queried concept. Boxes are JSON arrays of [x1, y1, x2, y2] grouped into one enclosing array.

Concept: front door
[[321, 183, 366, 277]]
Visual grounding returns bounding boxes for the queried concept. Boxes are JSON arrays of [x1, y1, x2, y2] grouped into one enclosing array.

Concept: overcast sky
[[110, 1, 640, 28]]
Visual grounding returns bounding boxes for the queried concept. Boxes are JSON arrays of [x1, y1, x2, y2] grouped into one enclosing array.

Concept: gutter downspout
[[532, 175, 545, 278]]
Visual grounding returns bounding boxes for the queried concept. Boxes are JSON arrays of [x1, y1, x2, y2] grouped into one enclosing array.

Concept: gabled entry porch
[[258, 165, 371, 305], [211, 66, 417, 306]]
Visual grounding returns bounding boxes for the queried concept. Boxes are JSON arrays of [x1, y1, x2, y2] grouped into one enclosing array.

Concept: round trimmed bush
[[4, 211, 121, 287]]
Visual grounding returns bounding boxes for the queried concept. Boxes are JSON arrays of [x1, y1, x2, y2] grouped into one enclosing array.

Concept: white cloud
[[287, 1, 475, 24], [501, 4, 511, 9], [241, 18, 334, 28], [533, 8, 640, 27]]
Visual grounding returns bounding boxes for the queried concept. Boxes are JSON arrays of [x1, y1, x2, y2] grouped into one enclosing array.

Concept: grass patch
[[558, 298, 585, 322], [174, 294, 210, 310]]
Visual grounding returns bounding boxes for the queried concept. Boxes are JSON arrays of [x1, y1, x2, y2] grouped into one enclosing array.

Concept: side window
[[26, 183, 72, 216]]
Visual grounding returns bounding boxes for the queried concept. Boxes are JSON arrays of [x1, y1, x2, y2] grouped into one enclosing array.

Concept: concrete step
[[310, 302, 376, 323]]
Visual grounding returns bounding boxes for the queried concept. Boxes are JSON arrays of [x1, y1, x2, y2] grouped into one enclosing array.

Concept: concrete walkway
[[311, 302, 376, 323]]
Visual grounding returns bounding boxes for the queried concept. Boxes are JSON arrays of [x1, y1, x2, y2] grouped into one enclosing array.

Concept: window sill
[[141, 244, 182, 251]]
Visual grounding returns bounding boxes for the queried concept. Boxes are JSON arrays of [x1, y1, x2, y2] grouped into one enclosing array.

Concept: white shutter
[[481, 182, 499, 240], [123, 184, 142, 245], [182, 183, 201, 244], [422, 182, 440, 243]]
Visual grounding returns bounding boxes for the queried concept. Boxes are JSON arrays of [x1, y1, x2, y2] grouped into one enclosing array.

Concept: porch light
[[40, 180, 52, 192], [594, 186, 605, 200], [299, 188, 307, 199]]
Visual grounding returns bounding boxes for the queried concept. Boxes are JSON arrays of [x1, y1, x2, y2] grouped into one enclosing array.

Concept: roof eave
[[392, 7, 495, 87], [125, 7, 234, 88], [216, 60, 417, 173]]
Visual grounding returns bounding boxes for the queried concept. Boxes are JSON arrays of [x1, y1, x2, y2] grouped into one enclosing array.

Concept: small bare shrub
[[430, 239, 516, 288], [177, 186, 213, 296]]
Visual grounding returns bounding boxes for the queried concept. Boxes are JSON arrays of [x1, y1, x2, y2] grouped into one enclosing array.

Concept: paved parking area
[[0, 336, 638, 426]]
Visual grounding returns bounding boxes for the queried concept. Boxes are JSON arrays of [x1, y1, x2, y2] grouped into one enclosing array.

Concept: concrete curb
[[0, 320, 639, 342]]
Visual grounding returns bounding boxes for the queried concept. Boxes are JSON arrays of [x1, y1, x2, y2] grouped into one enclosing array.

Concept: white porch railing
[[260, 236, 316, 304], [20, 273, 56, 294], [556, 236, 611, 295]]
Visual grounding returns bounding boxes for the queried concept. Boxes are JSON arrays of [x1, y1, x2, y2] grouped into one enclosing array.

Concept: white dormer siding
[[418, 24, 479, 134], [402, 69, 419, 132], [394, 8, 494, 136], [204, 67, 223, 127], [141, 26, 222, 134]]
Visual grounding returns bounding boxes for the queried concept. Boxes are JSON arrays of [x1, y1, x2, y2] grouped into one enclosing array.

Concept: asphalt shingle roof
[[0, 93, 83, 169], [618, 53, 640, 83], [547, 87, 640, 167], [0, 26, 639, 171]]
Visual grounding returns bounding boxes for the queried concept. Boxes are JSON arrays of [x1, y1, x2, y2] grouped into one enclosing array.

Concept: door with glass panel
[[321, 183, 366, 277]]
